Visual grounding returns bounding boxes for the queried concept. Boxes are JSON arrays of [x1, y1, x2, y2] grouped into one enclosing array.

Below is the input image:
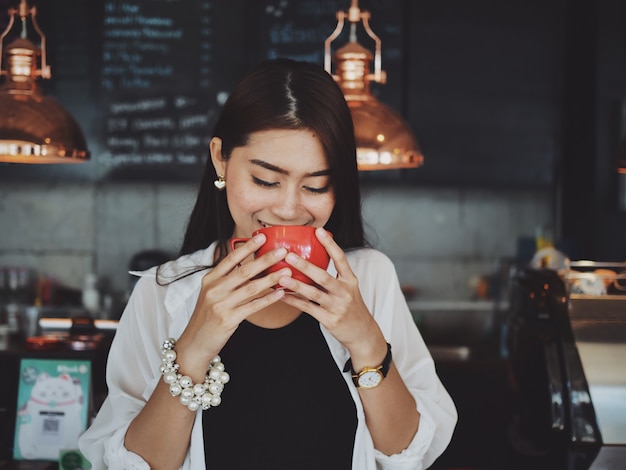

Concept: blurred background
[[2, 0, 623, 311]]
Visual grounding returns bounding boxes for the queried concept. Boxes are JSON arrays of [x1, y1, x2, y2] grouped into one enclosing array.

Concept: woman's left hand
[[280, 228, 421, 455], [277, 227, 387, 365]]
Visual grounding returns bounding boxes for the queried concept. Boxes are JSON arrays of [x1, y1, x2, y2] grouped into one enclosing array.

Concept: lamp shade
[[0, 81, 89, 163], [331, 41, 423, 171], [349, 97, 422, 170]]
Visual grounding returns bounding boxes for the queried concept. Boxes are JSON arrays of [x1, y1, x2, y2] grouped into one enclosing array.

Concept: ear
[[209, 137, 226, 176]]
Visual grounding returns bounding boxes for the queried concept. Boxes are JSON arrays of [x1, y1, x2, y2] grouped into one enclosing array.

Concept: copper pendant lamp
[[0, 0, 88, 164], [324, 0, 423, 171]]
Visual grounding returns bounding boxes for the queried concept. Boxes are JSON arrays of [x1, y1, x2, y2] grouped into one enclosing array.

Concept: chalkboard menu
[[100, 1, 212, 165]]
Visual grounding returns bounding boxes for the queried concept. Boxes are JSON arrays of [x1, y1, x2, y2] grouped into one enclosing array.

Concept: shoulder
[[344, 248, 409, 324], [344, 248, 399, 291], [127, 243, 217, 315], [344, 247, 396, 274], [130, 243, 217, 281]]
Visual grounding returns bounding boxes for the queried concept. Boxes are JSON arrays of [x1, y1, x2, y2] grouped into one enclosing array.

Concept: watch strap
[[343, 342, 392, 388]]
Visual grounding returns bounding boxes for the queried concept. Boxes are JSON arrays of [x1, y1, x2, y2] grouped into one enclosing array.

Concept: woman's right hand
[[173, 233, 290, 381]]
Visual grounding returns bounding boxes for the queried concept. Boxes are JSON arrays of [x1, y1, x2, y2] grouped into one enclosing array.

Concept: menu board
[[98, 0, 214, 177]]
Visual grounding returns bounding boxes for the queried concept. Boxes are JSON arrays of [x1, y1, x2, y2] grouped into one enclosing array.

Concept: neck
[[246, 298, 302, 329]]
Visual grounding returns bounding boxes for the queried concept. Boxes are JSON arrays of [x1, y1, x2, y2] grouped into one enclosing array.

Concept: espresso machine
[[506, 261, 626, 469]]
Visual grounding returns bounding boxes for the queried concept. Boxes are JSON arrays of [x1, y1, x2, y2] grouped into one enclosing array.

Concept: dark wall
[[405, 0, 561, 189], [559, 0, 626, 260]]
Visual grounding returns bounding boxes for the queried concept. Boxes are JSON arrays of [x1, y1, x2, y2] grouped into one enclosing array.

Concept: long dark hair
[[180, 58, 366, 262]]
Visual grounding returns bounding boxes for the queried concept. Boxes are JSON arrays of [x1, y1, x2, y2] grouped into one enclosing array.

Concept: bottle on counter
[[6, 267, 21, 339], [82, 273, 101, 317], [0, 267, 7, 348], [0, 306, 9, 350]]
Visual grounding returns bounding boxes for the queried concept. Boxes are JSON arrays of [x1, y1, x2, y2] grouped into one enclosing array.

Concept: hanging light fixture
[[324, 0, 423, 171], [0, 0, 88, 164]]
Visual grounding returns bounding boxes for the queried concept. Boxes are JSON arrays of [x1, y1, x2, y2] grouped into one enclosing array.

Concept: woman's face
[[211, 129, 335, 239]]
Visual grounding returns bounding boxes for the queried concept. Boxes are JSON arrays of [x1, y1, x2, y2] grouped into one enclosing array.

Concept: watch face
[[357, 370, 383, 388]]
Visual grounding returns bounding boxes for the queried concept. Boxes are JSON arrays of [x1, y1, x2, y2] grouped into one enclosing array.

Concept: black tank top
[[202, 312, 357, 469]]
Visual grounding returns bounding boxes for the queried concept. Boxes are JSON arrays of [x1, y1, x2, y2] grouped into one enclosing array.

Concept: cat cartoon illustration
[[16, 372, 85, 460]]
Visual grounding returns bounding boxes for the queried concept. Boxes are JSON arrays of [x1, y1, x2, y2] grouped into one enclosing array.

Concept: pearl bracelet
[[159, 338, 230, 412]]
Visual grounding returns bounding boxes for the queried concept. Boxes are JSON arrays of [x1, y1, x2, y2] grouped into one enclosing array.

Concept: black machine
[[506, 267, 602, 469]]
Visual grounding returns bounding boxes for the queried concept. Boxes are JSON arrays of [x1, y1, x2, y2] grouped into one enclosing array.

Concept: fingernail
[[316, 227, 327, 238], [279, 276, 295, 288], [286, 252, 298, 263], [274, 247, 287, 258], [254, 233, 266, 243]]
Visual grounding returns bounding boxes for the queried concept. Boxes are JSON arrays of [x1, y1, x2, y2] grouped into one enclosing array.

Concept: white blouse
[[79, 243, 457, 469]]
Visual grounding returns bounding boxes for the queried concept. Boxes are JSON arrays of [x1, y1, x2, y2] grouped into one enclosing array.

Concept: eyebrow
[[250, 159, 331, 177]]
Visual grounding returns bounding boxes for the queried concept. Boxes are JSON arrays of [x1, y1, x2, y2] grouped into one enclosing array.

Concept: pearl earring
[[214, 174, 226, 190]]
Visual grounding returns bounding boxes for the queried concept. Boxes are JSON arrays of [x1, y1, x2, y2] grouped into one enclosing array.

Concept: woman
[[79, 59, 457, 469]]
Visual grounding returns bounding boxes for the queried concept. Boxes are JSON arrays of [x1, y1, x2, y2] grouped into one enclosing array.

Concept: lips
[[258, 220, 311, 228]]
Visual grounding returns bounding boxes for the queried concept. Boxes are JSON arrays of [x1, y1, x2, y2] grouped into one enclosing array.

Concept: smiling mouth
[[259, 221, 308, 228]]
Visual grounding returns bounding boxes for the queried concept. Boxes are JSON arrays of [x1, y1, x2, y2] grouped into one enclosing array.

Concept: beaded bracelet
[[159, 337, 230, 412]]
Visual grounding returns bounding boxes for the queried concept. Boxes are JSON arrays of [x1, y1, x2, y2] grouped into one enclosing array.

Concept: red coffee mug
[[230, 225, 331, 286]]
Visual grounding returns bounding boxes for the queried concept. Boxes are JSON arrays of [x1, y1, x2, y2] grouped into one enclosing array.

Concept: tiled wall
[[0, 182, 552, 303], [361, 186, 553, 298]]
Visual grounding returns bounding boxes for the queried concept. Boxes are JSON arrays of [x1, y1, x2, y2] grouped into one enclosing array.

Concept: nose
[[270, 186, 303, 222]]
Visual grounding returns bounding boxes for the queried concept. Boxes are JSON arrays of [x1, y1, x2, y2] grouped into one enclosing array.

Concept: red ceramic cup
[[230, 225, 331, 285]]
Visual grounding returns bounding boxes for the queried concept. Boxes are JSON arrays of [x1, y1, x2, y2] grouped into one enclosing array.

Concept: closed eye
[[305, 185, 331, 194], [252, 176, 278, 188]]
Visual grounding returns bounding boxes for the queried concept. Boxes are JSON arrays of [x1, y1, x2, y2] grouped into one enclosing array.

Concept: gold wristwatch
[[343, 342, 392, 389]]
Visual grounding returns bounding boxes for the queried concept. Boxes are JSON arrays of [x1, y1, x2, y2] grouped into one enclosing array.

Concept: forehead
[[237, 129, 329, 171]]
